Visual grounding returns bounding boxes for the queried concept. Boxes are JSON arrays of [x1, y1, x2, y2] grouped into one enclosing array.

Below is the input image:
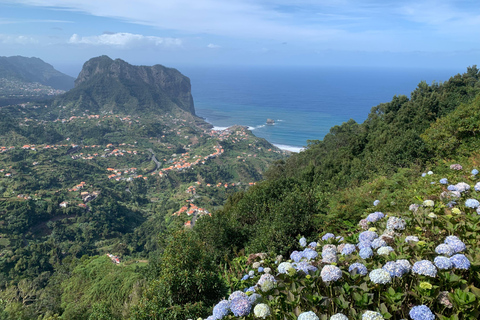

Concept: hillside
[[52, 56, 195, 117], [0, 64, 479, 320], [0, 56, 74, 91]]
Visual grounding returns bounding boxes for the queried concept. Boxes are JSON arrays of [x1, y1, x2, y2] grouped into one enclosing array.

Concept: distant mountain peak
[[55, 55, 195, 116]]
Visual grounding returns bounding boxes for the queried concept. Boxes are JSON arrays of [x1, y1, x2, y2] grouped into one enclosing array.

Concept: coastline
[[211, 126, 304, 153]]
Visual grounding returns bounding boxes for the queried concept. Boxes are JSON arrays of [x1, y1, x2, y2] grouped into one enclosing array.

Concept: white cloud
[[0, 34, 39, 44], [68, 32, 182, 48], [207, 43, 220, 48]]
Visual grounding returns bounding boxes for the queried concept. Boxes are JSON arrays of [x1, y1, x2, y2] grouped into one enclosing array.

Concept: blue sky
[[0, 0, 479, 76]]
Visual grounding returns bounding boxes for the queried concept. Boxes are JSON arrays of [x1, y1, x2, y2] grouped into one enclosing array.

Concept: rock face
[[55, 56, 195, 116], [266, 118, 275, 125], [0, 55, 74, 90]]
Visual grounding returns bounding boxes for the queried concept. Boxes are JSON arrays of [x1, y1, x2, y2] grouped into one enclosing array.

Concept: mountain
[[53, 56, 195, 116], [0, 55, 74, 90]]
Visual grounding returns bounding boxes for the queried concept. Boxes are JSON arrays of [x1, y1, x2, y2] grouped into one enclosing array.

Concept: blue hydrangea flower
[[472, 169, 479, 176], [369, 268, 392, 284], [206, 316, 216, 320], [228, 291, 248, 301], [322, 233, 335, 241], [253, 303, 270, 319], [377, 246, 394, 255], [290, 250, 303, 262], [448, 240, 466, 253], [366, 211, 385, 223], [213, 300, 230, 319], [382, 261, 407, 278], [248, 270, 255, 277], [229, 297, 252, 317], [320, 265, 342, 282], [421, 173, 427, 177], [475, 182, 480, 191], [465, 198, 480, 208], [362, 311, 384, 320], [248, 293, 262, 305], [359, 247, 373, 259], [330, 313, 349, 320], [298, 311, 319, 320], [409, 305, 435, 320], [294, 261, 318, 274], [303, 248, 318, 260], [308, 241, 318, 248], [450, 254, 470, 269], [435, 244, 454, 257], [241, 274, 249, 281], [396, 259, 412, 272], [322, 247, 337, 256], [322, 250, 338, 264], [373, 200, 380, 206], [257, 274, 276, 286], [412, 260, 437, 277], [258, 267, 264, 273], [336, 236, 344, 242], [244, 286, 256, 293], [371, 238, 387, 249], [440, 178, 448, 184], [444, 235, 460, 244], [277, 262, 293, 274], [386, 216, 406, 230], [299, 237, 307, 247], [434, 256, 453, 270], [358, 240, 372, 250], [447, 185, 457, 191], [359, 231, 378, 242], [405, 236, 419, 243], [341, 243, 356, 255], [349, 262, 368, 276]]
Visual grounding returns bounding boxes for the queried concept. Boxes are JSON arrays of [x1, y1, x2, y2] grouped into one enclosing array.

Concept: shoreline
[[211, 126, 303, 153]]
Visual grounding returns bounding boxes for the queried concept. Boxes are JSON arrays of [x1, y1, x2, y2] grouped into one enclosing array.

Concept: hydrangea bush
[[204, 163, 480, 320]]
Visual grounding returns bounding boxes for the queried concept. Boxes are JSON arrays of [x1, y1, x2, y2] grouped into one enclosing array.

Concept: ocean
[[181, 66, 462, 152]]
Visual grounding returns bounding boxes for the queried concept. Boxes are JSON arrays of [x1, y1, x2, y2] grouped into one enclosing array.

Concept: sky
[[0, 0, 479, 76]]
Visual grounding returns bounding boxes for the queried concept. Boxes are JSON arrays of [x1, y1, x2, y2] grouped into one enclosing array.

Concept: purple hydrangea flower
[[320, 265, 342, 282], [358, 240, 372, 250], [290, 251, 303, 262], [396, 259, 411, 272], [230, 297, 252, 317], [440, 178, 448, 184], [447, 185, 457, 191]]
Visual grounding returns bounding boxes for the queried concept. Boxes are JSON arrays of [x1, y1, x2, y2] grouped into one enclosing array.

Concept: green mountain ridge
[[0, 56, 74, 91], [53, 55, 196, 117]]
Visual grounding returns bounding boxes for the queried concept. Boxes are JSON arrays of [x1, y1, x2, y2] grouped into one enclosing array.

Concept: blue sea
[[181, 66, 462, 152]]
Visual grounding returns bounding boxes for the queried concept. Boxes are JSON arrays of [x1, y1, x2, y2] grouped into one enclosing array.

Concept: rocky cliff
[[54, 56, 195, 116]]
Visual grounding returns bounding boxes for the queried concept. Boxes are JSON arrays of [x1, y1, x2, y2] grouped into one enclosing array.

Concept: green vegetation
[[0, 60, 479, 319]]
